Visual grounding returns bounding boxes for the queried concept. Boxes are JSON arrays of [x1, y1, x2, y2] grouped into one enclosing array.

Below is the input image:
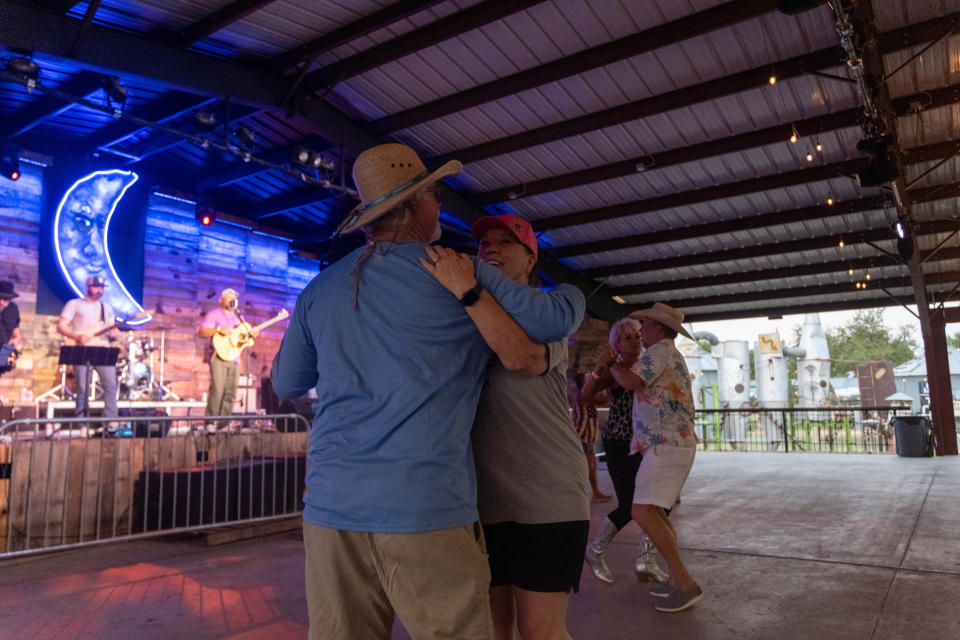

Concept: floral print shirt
[[630, 339, 698, 453]]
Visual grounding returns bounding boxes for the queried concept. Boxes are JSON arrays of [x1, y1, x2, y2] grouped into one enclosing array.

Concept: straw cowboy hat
[[630, 302, 693, 339], [336, 143, 462, 235]]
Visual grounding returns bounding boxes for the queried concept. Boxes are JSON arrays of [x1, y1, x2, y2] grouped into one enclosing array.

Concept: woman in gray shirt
[[422, 213, 590, 640]]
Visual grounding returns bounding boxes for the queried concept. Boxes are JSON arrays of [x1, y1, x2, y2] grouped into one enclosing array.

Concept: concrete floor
[[0, 452, 958, 640]]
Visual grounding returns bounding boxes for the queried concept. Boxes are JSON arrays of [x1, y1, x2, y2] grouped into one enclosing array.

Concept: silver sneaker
[[635, 534, 669, 583], [585, 518, 618, 584]]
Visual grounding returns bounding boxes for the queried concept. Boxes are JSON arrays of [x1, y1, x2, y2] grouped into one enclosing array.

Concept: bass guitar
[[67, 309, 154, 345], [212, 309, 289, 362]]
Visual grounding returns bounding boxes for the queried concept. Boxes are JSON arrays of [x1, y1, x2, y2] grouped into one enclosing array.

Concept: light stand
[[151, 329, 179, 401]]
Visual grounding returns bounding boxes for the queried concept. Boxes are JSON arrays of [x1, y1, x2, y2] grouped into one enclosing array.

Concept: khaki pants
[[206, 355, 238, 418], [304, 521, 494, 640]]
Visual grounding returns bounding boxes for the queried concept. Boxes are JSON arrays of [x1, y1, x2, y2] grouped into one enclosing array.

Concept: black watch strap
[[459, 282, 483, 307]]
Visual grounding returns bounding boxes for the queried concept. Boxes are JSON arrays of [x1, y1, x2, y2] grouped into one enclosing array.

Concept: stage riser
[[0, 432, 307, 554]]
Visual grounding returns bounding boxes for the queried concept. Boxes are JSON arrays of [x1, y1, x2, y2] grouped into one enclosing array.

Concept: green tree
[[948, 332, 960, 349], [825, 310, 917, 377]]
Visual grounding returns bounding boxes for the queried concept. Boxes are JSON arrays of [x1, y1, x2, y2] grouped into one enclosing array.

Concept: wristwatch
[[459, 282, 483, 307]]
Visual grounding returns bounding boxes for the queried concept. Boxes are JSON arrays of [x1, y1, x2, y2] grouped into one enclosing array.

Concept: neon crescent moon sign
[[53, 169, 150, 325]]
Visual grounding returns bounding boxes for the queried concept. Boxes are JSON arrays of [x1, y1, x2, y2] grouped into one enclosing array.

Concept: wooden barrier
[[0, 432, 307, 554]]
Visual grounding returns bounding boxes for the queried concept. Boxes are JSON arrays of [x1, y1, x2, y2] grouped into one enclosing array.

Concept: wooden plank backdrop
[[0, 168, 612, 407]]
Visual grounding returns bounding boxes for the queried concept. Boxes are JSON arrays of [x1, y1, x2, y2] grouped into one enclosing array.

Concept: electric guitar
[[0, 343, 18, 375], [212, 309, 289, 362], [67, 309, 154, 346]]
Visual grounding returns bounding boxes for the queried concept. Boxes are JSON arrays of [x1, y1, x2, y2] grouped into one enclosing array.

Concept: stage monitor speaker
[[776, 0, 828, 14]]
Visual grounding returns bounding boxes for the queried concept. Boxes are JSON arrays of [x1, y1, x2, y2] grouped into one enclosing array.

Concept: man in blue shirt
[[272, 143, 584, 640]]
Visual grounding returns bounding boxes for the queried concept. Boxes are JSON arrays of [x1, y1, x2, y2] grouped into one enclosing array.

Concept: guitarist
[[0, 280, 22, 375], [56, 275, 120, 418], [197, 288, 257, 423]]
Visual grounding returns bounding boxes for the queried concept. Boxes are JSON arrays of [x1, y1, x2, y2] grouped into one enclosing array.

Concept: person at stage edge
[[56, 275, 119, 418], [271, 143, 584, 640], [0, 280, 22, 371], [609, 302, 703, 614], [197, 288, 255, 421]]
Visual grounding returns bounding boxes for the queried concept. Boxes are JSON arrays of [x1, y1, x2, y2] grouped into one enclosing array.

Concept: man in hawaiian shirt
[[609, 302, 702, 613]]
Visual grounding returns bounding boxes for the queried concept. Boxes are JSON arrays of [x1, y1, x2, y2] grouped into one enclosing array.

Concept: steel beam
[[273, 0, 447, 71], [369, 0, 776, 134], [578, 220, 957, 279], [553, 197, 880, 259], [5, 70, 102, 137], [537, 159, 868, 232], [179, 0, 281, 45], [683, 295, 916, 323], [301, 0, 544, 93], [660, 270, 960, 309], [609, 245, 960, 297], [194, 138, 332, 193]]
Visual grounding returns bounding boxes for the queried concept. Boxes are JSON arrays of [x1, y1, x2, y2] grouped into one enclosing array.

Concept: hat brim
[[337, 160, 463, 235], [0, 293, 17, 300], [629, 309, 693, 339]]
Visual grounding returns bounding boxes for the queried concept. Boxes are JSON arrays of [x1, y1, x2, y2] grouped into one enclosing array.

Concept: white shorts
[[633, 444, 696, 508]]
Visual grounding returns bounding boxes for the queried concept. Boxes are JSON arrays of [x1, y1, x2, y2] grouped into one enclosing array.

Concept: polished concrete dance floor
[[1, 452, 957, 639]]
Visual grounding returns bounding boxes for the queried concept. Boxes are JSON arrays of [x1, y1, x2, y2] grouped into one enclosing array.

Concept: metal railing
[[0, 414, 309, 559], [694, 407, 907, 453]]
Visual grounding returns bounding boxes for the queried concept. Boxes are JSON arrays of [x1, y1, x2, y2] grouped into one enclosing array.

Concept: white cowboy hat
[[629, 302, 693, 339], [336, 143, 462, 235]]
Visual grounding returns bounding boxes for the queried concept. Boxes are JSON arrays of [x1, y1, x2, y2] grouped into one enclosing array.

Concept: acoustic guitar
[[66, 309, 154, 346], [212, 309, 289, 362]]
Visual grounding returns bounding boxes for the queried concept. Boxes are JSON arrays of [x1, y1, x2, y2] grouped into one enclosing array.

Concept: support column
[[908, 254, 958, 455]]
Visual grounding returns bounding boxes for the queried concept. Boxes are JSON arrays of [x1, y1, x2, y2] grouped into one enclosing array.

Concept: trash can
[[890, 416, 934, 457]]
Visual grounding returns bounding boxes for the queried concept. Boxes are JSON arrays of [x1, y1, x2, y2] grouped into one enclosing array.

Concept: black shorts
[[483, 520, 589, 593]]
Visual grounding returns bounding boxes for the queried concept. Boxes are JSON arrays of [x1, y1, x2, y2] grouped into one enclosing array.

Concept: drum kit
[[117, 332, 155, 400]]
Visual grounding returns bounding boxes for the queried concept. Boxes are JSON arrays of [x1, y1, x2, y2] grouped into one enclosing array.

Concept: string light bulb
[[806, 152, 814, 162], [856, 282, 861, 289], [816, 141, 823, 152], [848, 268, 854, 275], [865, 273, 871, 280], [790, 132, 798, 144], [769, 74, 777, 85], [827, 196, 834, 205], [838, 239, 845, 248]]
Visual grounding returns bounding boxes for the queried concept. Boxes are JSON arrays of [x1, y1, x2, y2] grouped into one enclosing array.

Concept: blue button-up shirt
[[271, 242, 585, 533]]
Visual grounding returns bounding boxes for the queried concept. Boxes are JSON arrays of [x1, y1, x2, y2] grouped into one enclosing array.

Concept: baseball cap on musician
[[86, 275, 106, 287]]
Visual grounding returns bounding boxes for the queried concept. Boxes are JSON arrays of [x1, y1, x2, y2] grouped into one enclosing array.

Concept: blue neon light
[[53, 170, 151, 326]]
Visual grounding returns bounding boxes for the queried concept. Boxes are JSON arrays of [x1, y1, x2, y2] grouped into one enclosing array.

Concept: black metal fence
[[694, 407, 908, 453]]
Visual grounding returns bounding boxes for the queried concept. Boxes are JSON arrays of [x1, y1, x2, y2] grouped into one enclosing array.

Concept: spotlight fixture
[[193, 110, 217, 132], [855, 135, 899, 187], [101, 77, 128, 107], [0, 143, 20, 181], [233, 125, 256, 150], [6, 57, 40, 90], [291, 147, 336, 171], [892, 218, 914, 261], [195, 203, 215, 226]]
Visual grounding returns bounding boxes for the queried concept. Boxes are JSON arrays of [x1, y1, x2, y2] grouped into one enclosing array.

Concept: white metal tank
[[717, 340, 750, 444], [798, 313, 831, 408], [677, 336, 704, 409], [755, 333, 789, 450]]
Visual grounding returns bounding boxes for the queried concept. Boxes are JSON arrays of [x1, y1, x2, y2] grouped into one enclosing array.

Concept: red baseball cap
[[471, 214, 538, 260]]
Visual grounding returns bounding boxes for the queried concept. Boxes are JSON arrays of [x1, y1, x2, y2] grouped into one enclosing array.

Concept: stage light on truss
[[892, 219, 914, 261], [233, 125, 256, 150], [102, 77, 128, 107], [6, 57, 40, 90], [1, 142, 20, 181], [193, 110, 217, 132], [291, 147, 335, 171]]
